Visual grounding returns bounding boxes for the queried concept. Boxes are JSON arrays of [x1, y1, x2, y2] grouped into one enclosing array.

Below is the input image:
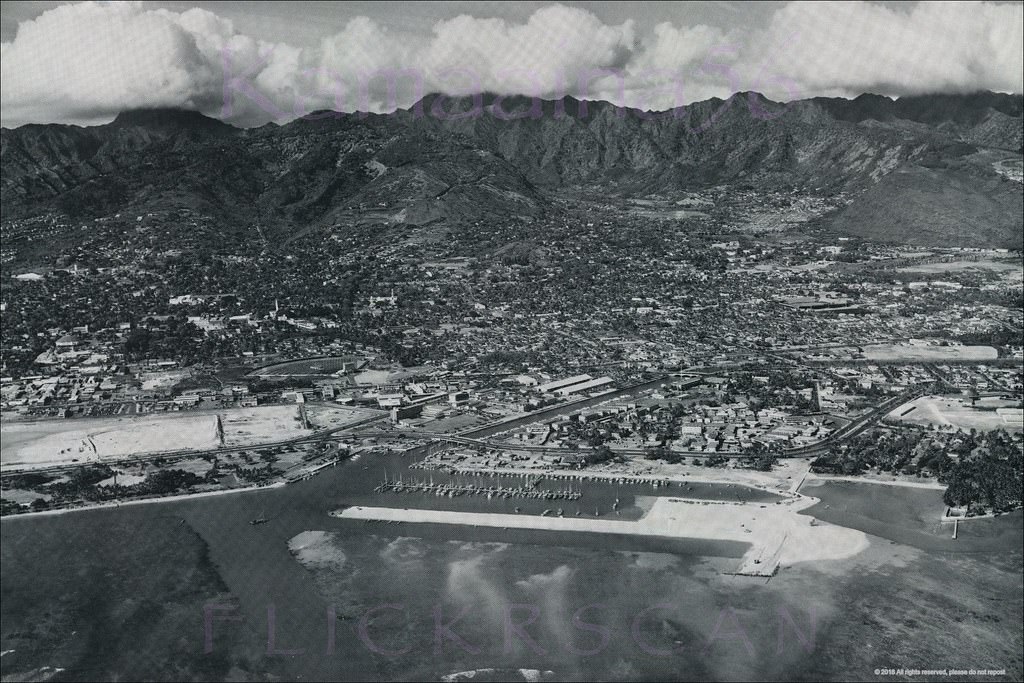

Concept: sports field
[[249, 356, 362, 377]]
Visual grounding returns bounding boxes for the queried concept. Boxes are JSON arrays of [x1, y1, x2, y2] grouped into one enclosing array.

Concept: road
[[380, 388, 923, 462], [782, 390, 922, 458], [2, 381, 922, 484]]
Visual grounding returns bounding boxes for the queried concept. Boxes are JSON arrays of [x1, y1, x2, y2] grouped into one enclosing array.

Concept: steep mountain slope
[[1, 91, 1021, 247], [402, 92, 922, 191], [831, 163, 1023, 249], [1, 106, 547, 237], [955, 110, 1024, 152]]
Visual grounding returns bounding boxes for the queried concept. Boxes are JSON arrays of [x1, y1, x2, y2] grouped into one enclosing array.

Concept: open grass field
[[897, 259, 1022, 274], [249, 356, 361, 377], [861, 343, 998, 362], [887, 395, 1024, 433]]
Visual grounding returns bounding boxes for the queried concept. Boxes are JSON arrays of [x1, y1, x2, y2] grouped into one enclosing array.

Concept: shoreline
[[0, 482, 285, 521], [333, 492, 869, 576], [802, 472, 947, 490], [939, 505, 1024, 523], [412, 457, 813, 493], [2, 456, 810, 520]]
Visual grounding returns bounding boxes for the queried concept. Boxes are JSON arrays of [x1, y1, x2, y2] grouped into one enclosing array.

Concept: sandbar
[[333, 493, 868, 576]]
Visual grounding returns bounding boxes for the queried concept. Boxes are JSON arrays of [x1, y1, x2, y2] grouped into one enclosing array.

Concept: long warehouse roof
[[537, 374, 592, 392], [554, 376, 614, 395]]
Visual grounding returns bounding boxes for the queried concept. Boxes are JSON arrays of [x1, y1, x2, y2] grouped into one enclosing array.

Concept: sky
[[1, 1, 1022, 127]]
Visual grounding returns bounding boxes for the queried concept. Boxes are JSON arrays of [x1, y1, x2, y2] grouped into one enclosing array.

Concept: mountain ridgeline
[[2, 91, 1022, 248]]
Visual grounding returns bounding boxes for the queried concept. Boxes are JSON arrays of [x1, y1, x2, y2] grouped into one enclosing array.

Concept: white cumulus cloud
[[747, 1, 1024, 99], [1, 1, 1021, 127]]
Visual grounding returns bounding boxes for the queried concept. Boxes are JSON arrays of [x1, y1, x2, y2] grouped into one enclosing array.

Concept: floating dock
[[374, 476, 582, 501]]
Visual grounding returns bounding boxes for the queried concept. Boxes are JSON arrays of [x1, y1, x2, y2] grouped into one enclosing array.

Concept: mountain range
[[2, 90, 1022, 249]]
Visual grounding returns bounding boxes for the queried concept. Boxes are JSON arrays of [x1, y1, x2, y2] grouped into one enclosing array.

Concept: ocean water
[[5, 448, 1023, 680]]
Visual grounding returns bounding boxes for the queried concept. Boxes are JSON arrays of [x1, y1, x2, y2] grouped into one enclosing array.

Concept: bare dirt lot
[[1, 413, 221, 469], [887, 395, 1023, 432], [1, 404, 383, 470]]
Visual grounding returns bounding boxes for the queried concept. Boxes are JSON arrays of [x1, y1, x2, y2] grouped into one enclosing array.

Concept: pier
[[374, 474, 582, 501], [409, 461, 681, 489]]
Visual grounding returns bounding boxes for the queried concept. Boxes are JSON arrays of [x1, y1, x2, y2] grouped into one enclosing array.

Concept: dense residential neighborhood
[[3, 197, 1021, 516]]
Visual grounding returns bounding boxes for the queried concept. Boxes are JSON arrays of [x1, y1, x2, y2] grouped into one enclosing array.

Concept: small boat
[[249, 509, 270, 526]]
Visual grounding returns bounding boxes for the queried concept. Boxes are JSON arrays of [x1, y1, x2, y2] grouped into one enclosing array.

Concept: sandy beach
[[803, 472, 947, 490], [334, 492, 868, 575]]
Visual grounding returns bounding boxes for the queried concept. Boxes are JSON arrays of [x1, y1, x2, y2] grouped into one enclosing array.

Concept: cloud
[[315, 17, 425, 113], [1, 1, 1021, 127], [747, 1, 1024, 99], [1, 2, 279, 125], [421, 5, 635, 97], [612, 21, 737, 110], [2, 2, 218, 123]]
